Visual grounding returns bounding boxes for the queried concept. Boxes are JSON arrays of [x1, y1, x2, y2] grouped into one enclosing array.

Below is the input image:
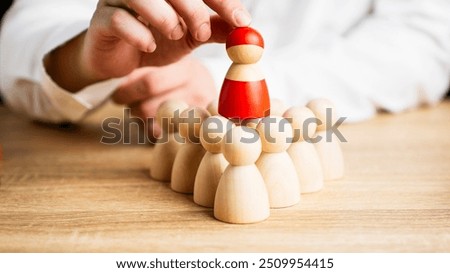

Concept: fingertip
[[170, 24, 185, 40], [233, 9, 252, 26], [196, 22, 212, 42], [146, 40, 157, 53], [208, 16, 234, 43]]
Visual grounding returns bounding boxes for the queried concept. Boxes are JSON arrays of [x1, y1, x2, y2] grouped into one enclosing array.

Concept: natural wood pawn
[[193, 116, 234, 207], [283, 106, 324, 193], [214, 126, 270, 224], [307, 98, 344, 180], [171, 107, 210, 193], [255, 116, 300, 208], [149, 100, 188, 182]]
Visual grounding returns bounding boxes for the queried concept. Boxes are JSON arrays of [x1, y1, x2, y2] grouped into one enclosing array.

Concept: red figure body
[[219, 79, 270, 119]]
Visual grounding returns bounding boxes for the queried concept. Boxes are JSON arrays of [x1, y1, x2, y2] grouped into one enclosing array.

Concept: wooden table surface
[[0, 100, 449, 253]]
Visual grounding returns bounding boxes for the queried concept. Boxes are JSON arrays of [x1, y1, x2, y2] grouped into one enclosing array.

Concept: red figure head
[[225, 27, 264, 64]]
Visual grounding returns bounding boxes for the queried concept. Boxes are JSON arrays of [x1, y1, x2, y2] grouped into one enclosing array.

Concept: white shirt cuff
[[41, 64, 122, 122]]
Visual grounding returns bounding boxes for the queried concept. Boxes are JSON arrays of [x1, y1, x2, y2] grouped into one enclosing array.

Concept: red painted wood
[[226, 27, 264, 49], [218, 79, 270, 120]]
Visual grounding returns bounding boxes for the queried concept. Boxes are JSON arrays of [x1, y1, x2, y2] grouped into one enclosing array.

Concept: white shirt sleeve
[[0, 0, 120, 123], [198, 0, 450, 122]]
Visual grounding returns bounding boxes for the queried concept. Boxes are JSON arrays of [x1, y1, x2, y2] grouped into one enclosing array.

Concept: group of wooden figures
[[149, 27, 344, 224], [149, 97, 344, 224]]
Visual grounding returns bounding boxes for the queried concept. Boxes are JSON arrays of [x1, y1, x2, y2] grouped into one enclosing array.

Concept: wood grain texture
[[0, 101, 449, 252]]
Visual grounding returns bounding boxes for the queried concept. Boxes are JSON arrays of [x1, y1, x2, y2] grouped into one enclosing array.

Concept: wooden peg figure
[[255, 116, 300, 208], [218, 27, 270, 121], [283, 106, 324, 193], [306, 98, 344, 180], [193, 116, 234, 208], [214, 126, 270, 224], [149, 99, 188, 182], [171, 107, 210, 193]]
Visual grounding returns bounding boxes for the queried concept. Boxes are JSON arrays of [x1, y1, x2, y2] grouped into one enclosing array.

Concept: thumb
[[206, 15, 234, 44], [182, 15, 233, 49]]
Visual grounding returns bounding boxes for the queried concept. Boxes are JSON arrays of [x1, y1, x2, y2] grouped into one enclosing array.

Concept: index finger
[[203, 0, 252, 27]]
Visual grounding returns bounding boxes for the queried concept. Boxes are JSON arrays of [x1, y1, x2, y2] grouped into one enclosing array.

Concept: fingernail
[[233, 9, 252, 26], [147, 40, 157, 53], [170, 24, 184, 40], [196, 22, 211, 42]]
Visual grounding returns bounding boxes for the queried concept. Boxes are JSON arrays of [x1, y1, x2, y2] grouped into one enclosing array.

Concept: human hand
[[111, 57, 217, 137], [45, 0, 249, 92], [83, 0, 250, 78]]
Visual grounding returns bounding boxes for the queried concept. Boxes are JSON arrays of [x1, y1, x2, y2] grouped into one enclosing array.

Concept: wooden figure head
[[226, 27, 264, 64], [283, 106, 317, 142], [156, 99, 189, 133], [200, 115, 234, 153], [222, 126, 261, 166], [306, 98, 337, 132], [256, 116, 293, 153], [179, 107, 210, 143]]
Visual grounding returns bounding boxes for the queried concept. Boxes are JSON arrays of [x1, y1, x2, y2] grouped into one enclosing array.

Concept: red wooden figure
[[219, 27, 270, 121]]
